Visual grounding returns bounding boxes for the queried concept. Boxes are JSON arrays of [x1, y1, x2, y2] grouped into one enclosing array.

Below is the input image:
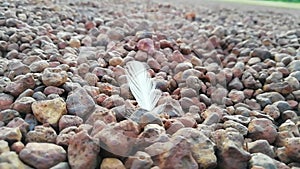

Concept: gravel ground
[[0, 0, 300, 169]]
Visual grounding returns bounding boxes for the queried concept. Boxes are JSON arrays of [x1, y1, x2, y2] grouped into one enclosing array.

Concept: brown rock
[[66, 87, 96, 121], [32, 98, 67, 126], [109, 57, 124, 67], [85, 106, 116, 125], [11, 97, 36, 114], [100, 158, 126, 169], [5, 74, 35, 97], [247, 140, 275, 158], [44, 86, 65, 95], [249, 153, 277, 169], [58, 115, 83, 131], [56, 126, 78, 147], [20, 142, 66, 169], [93, 120, 140, 156], [42, 67, 68, 87], [11, 141, 25, 154], [68, 130, 100, 169], [125, 151, 153, 169], [263, 82, 293, 95], [156, 136, 198, 169], [7, 117, 29, 137], [0, 93, 14, 111], [212, 128, 251, 169], [26, 125, 57, 143], [137, 38, 154, 54], [69, 38, 81, 48], [228, 90, 245, 103], [284, 137, 300, 162], [0, 127, 22, 143], [248, 118, 278, 144], [173, 128, 217, 169]]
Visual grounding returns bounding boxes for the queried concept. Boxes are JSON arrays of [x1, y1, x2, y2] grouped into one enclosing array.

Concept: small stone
[[248, 118, 278, 144], [11, 97, 36, 114], [288, 60, 300, 72], [228, 90, 245, 103], [20, 142, 66, 169], [5, 74, 35, 97], [125, 151, 153, 169], [249, 153, 277, 169], [58, 115, 83, 131], [247, 140, 275, 158], [85, 106, 117, 126], [93, 120, 140, 156], [7, 117, 29, 137], [42, 67, 68, 87], [272, 101, 291, 113], [0, 151, 29, 169], [173, 128, 217, 168], [263, 105, 280, 120], [32, 98, 67, 126], [26, 125, 57, 143], [250, 48, 272, 60], [84, 73, 99, 86], [68, 130, 100, 169], [263, 82, 293, 95], [66, 87, 96, 121], [0, 93, 14, 111], [228, 77, 244, 90], [224, 120, 248, 136], [29, 60, 50, 73], [212, 128, 251, 169], [256, 92, 285, 107], [11, 141, 25, 154], [137, 38, 154, 54], [100, 158, 126, 169], [109, 57, 124, 67], [44, 86, 65, 95], [69, 38, 81, 48], [284, 137, 300, 162], [0, 127, 22, 143], [0, 140, 9, 154], [107, 28, 125, 41], [0, 109, 19, 124]]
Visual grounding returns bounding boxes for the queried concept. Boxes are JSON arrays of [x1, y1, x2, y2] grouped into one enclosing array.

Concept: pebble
[[5, 74, 35, 97], [19, 142, 66, 169], [68, 130, 100, 169], [100, 158, 126, 169], [248, 118, 278, 144], [247, 140, 275, 158], [0, 126, 22, 143], [32, 98, 67, 126], [249, 153, 277, 169], [42, 67, 68, 87], [0, 151, 30, 169], [125, 151, 153, 169], [11, 97, 36, 114], [66, 87, 96, 121], [26, 125, 57, 143]]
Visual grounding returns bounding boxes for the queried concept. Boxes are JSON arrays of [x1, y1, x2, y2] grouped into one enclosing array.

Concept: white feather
[[125, 61, 161, 111]]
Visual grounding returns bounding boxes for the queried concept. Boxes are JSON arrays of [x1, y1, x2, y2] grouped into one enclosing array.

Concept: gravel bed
[[0, 0, 300, 169]]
